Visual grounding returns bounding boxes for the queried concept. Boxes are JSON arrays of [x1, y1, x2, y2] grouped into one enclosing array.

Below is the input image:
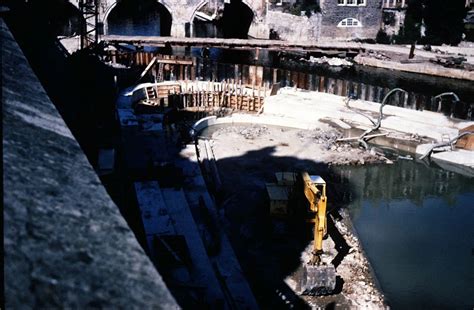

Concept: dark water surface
[[334, 161, 474, 309]]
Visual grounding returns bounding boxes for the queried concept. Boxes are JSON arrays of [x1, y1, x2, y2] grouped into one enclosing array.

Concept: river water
[[334, 161, 474, 309]]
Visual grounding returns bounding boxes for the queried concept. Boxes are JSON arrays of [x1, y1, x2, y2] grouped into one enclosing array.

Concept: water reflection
[[334, 161, 474, 309]]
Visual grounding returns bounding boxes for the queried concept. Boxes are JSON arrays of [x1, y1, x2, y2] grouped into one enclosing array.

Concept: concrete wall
[[319, 0, 382, 40], [2, 17, 178, 308], [69, 0, 266, 37], [67, 0, 385, 40]]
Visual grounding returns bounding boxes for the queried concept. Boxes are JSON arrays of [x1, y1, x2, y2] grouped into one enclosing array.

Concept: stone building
[[319, 0, 383, 40], [381, 0, 407, 37]]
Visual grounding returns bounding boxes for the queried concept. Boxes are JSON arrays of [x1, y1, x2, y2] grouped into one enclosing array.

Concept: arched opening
[[191, 0, 254, 38], [27, 0, 84, 36], [221, 0, 254, 38], [106, 0, 172, 36], [337, 18, 362, 27], [192, 2, 223, 38]]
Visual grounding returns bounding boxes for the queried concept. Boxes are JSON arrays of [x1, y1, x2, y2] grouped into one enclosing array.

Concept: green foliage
[[388, 0, 422, 44], [286, 0, 321, 17], [376, 29, 391, 44], [423, 0, 468, 45], [402, 0, 423, 43], [383, 12, 397, 26]]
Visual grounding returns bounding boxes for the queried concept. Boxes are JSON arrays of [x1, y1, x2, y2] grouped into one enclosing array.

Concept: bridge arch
[[68, 0, 265, 38], [188, 0, 261, 22], [189, 0, 259, 38], [104, 0, 172, 36], [221, 0, 255, 38]]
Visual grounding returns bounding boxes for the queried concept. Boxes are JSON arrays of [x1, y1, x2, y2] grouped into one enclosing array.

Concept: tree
[[402, 0, 423, 43], [423, 0, 467, 45]]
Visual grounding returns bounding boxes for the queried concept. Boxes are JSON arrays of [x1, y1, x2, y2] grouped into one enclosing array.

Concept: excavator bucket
[[301, 263, 336, 295]]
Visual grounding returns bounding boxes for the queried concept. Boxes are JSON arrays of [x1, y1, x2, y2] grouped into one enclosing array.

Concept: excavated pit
[[195, 123, 389, 308]]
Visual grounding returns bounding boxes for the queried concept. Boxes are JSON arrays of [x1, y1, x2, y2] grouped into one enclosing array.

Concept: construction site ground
[[197, 123, 389, 308]]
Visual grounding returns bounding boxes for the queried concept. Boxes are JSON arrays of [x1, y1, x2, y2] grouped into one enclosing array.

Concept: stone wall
[[319, 0, 382, 40], [68, 0, 267, 38], [2, 17, 178, 308], [263, 10, 322, 41]]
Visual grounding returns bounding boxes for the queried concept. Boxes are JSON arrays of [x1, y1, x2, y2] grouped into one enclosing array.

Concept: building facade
[[319, 0, 383, 40]]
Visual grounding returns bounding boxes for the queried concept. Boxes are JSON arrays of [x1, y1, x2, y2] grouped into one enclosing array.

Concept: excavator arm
[[302, 172, 328, 265]]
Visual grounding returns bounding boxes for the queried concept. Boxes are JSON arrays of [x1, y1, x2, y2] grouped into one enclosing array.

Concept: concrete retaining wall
[[2, 18, 177, 308], [354, 55, 474, 81]]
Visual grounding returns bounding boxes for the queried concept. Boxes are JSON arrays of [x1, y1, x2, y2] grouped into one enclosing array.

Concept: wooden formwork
[[144, 81, 267, 112]]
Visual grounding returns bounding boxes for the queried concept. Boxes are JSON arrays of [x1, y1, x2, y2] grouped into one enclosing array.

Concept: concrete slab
[[175, 144, 259, 309], [134, 181, 175, 237], [161, 188, 226, 307], [264, 88, 473, 141], [416, 144, 474, 177]]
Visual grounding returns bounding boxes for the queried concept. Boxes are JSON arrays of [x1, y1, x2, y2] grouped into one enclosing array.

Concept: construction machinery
[[301, 172, 328, 265], [266, 171, 336, 294]]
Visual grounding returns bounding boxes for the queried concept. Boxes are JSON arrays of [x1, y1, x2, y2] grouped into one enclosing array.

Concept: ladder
[[146, 87, 158, 100], [157, 62, 164, 82]]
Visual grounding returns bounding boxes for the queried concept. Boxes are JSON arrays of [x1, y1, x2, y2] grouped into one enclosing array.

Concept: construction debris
[[307, 56, 353, 67], [430, 56, 467, 69]]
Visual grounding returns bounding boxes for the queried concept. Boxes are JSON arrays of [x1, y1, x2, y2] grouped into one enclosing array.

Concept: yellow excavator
[[266, 171, 336, 293], [301, 172, 328, 265]]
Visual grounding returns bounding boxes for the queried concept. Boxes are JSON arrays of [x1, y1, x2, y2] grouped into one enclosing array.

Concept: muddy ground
[[198, 123, 389, 309]]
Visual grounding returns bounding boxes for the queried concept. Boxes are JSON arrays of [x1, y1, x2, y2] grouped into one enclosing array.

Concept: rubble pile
[[213, 124, 270, 140], [366, 50, 391, 60], [331, 209, 386, 308], [239, 125, 270, 140], [307, 56, 353, 67]]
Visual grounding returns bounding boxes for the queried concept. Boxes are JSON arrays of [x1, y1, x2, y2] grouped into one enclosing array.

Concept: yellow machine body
[[266, 171, 328, 264], [301, 172, 327, 265], [266, 171, 336, 293]]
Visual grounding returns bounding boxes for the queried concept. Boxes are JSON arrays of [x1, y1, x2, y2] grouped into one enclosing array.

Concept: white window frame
[[338, 0, 367, 6], [337, 18, 363, 27]]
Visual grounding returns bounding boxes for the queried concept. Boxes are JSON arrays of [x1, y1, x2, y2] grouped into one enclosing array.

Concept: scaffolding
[[79, 0, 99, 49]]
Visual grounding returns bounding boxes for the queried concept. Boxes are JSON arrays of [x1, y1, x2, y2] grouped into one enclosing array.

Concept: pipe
[[431, 92, 460, 116], [357, 88, 407, 149], [419, 131, 473, 160]]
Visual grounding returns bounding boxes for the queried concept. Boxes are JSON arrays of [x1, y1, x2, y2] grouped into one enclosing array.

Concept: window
[[337, 18, 362, 27], [338, 0, 366, 6]]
